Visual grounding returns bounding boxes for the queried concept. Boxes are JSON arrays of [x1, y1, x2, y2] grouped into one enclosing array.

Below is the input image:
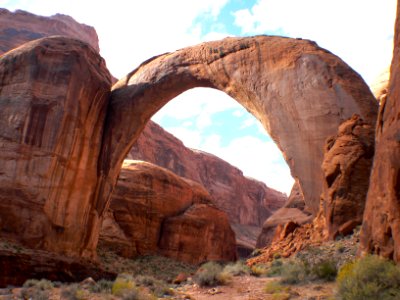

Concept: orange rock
[[0, 37, 111, 258], [0, 8, 99, 54], [129, 121, 287, 250], [321, 114, 375, 240], [359, 2, 400, 261], [103, 35, 378, 220], [100, 160, 236, 263]]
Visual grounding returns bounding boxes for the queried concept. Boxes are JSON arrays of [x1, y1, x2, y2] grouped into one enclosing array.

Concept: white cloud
[[233, 0, 396, 84]]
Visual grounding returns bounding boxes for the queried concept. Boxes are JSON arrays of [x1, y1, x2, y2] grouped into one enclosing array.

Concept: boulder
[[321, 114, 375, 239], [100, 160, 236, 264]]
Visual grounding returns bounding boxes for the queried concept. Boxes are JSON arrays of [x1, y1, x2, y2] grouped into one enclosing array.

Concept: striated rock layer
[[128, 121, 287, 248], [0, 8, 99, 55], [359, 2, 400, 261], [321, 115, 374, 239], [100, 160, 237, 264], [102, 35, 378, 220], [0, 37, 111, 258]]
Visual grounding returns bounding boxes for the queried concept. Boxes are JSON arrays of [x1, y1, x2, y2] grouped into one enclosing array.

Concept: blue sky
[[2, 0, 396, 194]]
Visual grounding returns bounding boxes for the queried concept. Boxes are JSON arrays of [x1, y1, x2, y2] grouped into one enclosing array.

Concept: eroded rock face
[[100, 160, 236, 264], [103, 36, 378, 218], [321, 115, 375, 239], [370, 67, 389, 104], [129, 121, 287, 249], [256, 207, 313, 248], [359, 3, 400, 261], [0, 37, 111, 258], [0, 8, 99, 55]]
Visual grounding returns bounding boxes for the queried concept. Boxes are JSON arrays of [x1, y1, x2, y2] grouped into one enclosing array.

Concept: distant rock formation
[[321, 114, 375, 239], [370, 67, 389, 103], [0, 8, 99, 54], [359, 3, 400, 261], [100, 160, 237, 264], [128, 121, 287, 251]]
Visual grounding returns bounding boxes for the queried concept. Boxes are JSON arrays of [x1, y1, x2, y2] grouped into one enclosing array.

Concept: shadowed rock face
[[101, 36, 378, 219], [0, 37, 111, 257], [359, 2, 400, 261]]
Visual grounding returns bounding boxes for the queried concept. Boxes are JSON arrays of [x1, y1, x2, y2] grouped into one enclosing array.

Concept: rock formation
[[0, 36, 112, 257], [370, 67, 390, 103], [128, 121, 287, 250], [0, 32, 379, 259], [321, 115, 375, 239], [100, 160, 236, 264], [0, 8, 99, 55], [359, 2, 400, 261], [255, 180, 310, 248], [103, 35, 378, 224]]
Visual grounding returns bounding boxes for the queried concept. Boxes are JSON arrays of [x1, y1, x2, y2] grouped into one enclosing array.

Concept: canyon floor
[[0, 230, 358, 299]]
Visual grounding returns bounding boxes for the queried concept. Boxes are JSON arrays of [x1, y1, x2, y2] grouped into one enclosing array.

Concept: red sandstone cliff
[[0, 8, 99, 55], [128, 121, 288, 252]]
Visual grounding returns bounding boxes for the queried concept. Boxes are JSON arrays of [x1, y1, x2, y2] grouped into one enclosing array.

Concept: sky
[[1, 0, 397, 194]]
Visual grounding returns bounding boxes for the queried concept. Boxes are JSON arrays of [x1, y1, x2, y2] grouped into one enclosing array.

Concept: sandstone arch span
[[98, 35, 378, 218], [0, 36, 378, 259]]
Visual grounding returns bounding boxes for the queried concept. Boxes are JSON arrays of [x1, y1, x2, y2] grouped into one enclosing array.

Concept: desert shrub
[[135, 275, 173, 297], [264, 281, 291, 300], [265, 258, 284, 277], [223, 261, 250, 276], [194, 261, 232, 287], [250, 263, 269, 277], [310, 259, 337, 281], [20, 288, 49, 300], [250, 248, 262, 257], [280, 259, 308, 284], [89, 279, 113, 294], [23, 279, 54, 290], [112, 274, 136, 296], [60, 284, 85, 300], [336, 255, 400, 300]]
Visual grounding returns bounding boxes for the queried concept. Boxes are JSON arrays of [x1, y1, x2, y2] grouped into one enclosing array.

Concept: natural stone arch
[[98, 35, 378, 219]]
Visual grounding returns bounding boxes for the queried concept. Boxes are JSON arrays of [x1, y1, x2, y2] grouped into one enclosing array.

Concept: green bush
[[23, 279, 54, 290], [223, 261, 250, 276], [112, 275, 136, 296], [265, 258, 284, 277], [60, 284, 83, 300], [250, 263, 269, 277], [89, 279, 113, 294], [280, 259, 308, 284], [135, 275, 173, 297], [264, 281, 291, 300], [336, 255, 400, 300], [194, 261, 232, 287], [310, 260, 337, 281]]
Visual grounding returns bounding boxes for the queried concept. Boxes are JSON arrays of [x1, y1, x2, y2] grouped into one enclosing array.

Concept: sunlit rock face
[[0, 36, 112, 258], [100, 160, 237, 264], [359, 3, 400, 262], [103, 35, 378, 221], [0, 8, 99, 55], [128, 120, 287, 251]]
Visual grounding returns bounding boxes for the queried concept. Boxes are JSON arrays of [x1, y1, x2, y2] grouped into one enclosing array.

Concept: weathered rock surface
[[0, 8, 99, 55], [321, 114, 375, 240], [100, 160, 237, 264], [359, 2, 400, 261], [103, 35, 378, 220], [129, 121, 287, 249], [159, 204, 237, 264], [0, 37, 111, 258], [256, 207, 313, 248], [0, 246, 116, 288]]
